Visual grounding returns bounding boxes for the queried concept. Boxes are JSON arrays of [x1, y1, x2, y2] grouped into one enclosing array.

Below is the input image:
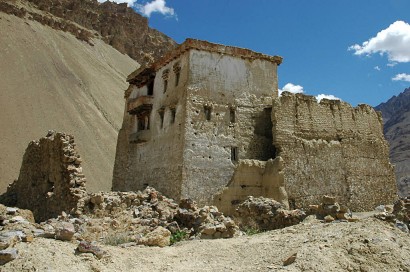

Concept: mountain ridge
[[375, 87, 410, 197], [24, 0, 177, 66]]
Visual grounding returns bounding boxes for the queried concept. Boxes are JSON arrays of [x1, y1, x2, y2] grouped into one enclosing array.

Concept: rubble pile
[[0, 205, 36, 264], [175, 199, 238, 239], [393, 197, 410, 227], [0, 187, 241, 264], [308, 195, 359, 223], [234, 195, 365, 231], [376, 197, 410, 233], [234, 196, 307, 231]]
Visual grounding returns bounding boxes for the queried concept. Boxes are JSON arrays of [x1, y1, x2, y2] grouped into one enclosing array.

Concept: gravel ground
[[4, 217, 410, 272]]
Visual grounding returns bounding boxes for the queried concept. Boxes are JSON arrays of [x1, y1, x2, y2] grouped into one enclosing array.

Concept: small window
[[162, 69, 169, 93], [158, 108, 165, 128], [175, 71, 180, 86], [147, 81, 154, 96], [138, 115, 150, 131], [163, 79, 168, 93], [170, 108, 176, 124], [230, 108, 236, 123], [204, 105, 212, 121], [231, 147, 238, 163], [173, 64, 181, 87]]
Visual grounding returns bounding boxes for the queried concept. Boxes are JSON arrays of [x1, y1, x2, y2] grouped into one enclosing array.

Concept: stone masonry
[[113, 39, 282, 205], [113, 39, 397, 213], [0, 131, 87, 222], [272, 93, 397, 210]]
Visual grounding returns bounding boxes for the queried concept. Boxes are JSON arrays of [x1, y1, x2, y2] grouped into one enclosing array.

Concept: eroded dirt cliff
[[0, 3, 137, 192]]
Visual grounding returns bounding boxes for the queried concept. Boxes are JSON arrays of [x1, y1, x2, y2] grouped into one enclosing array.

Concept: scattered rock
[[77, 241, 106, 259], [324, 215, 335, 223], [395, 220, 409, 233], [6, 207, 18, 215], [283, 252, 297, 266], [0, 248, 18, 265], [55, 222, 75, 241], [138, 226, 171, 247], [22, 234, 34, 243]]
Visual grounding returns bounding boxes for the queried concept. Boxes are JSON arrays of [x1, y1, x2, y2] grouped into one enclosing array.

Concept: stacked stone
[[0, 131, 88, 222], [175, 199, 239, 239], [308, 195, 358, 222], [58, 132, 88, 210], [234, 196, 307, 231], [393, 197, 410, 232]]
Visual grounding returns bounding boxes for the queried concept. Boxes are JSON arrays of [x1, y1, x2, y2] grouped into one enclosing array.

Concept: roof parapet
[[127, 38, 283, 84]]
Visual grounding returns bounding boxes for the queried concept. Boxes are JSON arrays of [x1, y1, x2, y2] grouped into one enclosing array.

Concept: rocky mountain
[[375, 87, 410, 197], [0, 0, 176, 192], [24, 0, 177, 66]]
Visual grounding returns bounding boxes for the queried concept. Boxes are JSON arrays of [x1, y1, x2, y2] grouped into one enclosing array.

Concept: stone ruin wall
[[180, 50, 279, 205], [0, 131, 87, 222], [272, 92, 397, 211]]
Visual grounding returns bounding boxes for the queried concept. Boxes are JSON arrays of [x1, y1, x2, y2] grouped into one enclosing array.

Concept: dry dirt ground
[[3, 216, 410, 272], [0, 11, 137, 192]]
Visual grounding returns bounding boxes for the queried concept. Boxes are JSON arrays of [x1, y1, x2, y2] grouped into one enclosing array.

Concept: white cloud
[[279, 83, 304, 95], [135, 0, 176, 18], [279, 83, 340, 103], [374, 66, 381, 71], [392, 73, 410, 82], [315, 94, 341, 102], [97, 0, 177, 19], [348, 20, 410, 63]]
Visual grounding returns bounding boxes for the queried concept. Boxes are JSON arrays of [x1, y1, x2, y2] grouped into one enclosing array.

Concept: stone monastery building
[[113, 39, 397, 214]]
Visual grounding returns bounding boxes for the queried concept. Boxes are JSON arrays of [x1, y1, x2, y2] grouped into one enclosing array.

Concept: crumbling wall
[[213, 158, 288, 215], [0, 131, 87, 222], [272, 92, 397, 211]]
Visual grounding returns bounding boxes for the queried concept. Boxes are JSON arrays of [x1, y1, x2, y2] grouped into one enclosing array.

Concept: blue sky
[[101, 0, 410, 106]]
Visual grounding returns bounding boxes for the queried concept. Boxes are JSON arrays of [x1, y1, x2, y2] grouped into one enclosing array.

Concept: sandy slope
[[3, 217, 410, 271], [0, 12, 138, 192]]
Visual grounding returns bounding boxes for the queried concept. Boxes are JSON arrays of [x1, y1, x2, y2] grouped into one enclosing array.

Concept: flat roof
[[127, 38, 283, 84]]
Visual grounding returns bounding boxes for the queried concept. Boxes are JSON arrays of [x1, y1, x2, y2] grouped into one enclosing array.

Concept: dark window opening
[[147, 81, 154, 96], [231, 147, 238, 163], [230, 108, 236, 123], [138, 115, 150, 131], [163, 79, 168, 93], [158, 109, 165, 128], [175, 71, 180, 86], [251, 107, 276, 160], [162, 69, 169, 93], [204, 105, 212, 121], [173, 64, 181, 87], [170, 108, 176, 124]]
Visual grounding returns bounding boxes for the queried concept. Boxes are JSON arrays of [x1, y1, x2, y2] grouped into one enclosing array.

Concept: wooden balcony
[[127, 96, 153, 115]]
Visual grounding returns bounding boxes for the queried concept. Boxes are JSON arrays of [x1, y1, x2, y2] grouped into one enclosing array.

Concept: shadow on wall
[[247, 107, 276, 161], [213, 157, 288, 215]]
